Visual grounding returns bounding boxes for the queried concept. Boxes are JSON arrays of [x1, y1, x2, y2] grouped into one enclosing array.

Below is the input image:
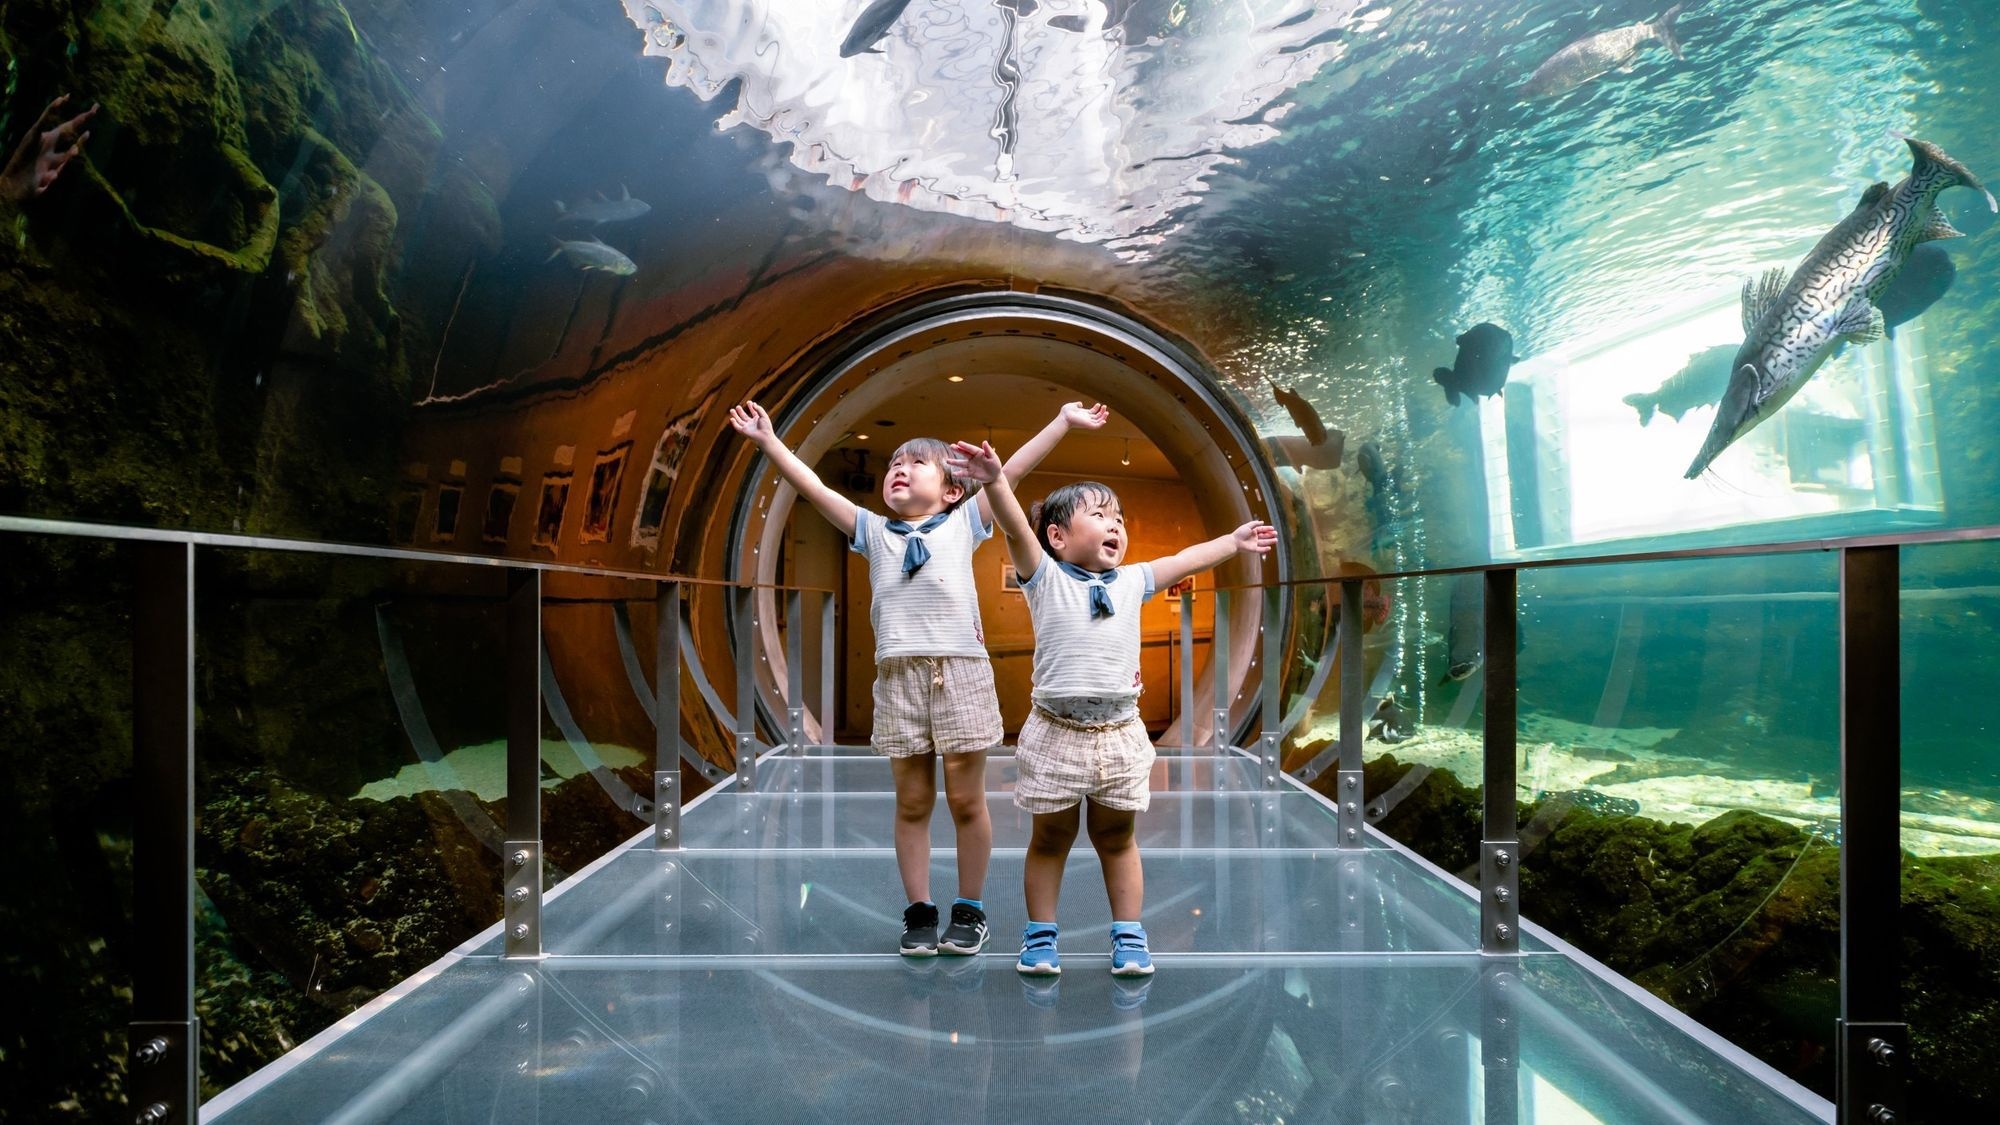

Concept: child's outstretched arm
[[1148, 520, 1279, 592], [728, 402, 860, 538], [949, 441, 1045, 583], [974, 401, 1110, 525]]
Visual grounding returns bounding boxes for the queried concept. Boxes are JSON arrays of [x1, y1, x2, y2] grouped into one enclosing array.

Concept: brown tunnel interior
[[731, 302, 1283, 750]]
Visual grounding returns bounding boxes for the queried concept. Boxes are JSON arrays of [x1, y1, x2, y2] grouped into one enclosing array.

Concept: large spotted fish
[[1686, 136, 1995, 478]]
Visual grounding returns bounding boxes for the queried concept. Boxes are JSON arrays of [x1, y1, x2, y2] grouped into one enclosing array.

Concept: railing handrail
[[0, 514, 833, 593], [23, 511, 1992, 595], [1208, 518, 2000, 591]]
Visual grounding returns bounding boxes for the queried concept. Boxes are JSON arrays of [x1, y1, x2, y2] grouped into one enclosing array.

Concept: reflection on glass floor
[[204, 749, 1829, 1124]]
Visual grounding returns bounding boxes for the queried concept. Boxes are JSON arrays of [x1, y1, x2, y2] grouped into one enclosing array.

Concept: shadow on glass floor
[[203, 750, 1828, 1124]]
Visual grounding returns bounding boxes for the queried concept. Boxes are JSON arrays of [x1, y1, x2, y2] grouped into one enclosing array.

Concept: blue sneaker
[[1016, 924, 1061, 976], [1110, 924, 1154, 976]]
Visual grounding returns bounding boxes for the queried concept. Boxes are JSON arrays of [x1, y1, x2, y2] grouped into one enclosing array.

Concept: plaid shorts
[[870, 655, 1004, 758], [1013, 701, 1156, 814]]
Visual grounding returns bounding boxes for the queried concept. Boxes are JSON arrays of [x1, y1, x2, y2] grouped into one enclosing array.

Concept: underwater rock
[[189, 763, 651, 1090]]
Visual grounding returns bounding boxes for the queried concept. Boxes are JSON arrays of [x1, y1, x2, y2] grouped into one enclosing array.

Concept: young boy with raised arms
[[948, 440, 1276, 975]]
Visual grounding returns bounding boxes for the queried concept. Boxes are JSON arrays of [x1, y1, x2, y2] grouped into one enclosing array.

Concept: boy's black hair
[[888, 437, 974, 499], [1031, 481, 1122, 555]]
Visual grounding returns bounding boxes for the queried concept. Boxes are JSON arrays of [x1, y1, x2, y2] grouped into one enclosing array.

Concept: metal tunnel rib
[[612, 600, 733, 782], [372, 605, 506, 854]]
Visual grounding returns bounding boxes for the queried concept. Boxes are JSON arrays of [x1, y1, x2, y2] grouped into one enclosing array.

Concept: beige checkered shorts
[[1013, 705, 1157, 814], [869, 655, 1004, 758]]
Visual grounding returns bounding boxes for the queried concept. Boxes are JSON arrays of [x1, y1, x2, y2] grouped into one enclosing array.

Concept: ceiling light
[[947, 375, 964, 383], [856, 433, 870, 441], [1121, 438, 1131, 467]]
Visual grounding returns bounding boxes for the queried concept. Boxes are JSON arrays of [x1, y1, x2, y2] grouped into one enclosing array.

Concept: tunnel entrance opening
[[731, 293, 1289, 750]]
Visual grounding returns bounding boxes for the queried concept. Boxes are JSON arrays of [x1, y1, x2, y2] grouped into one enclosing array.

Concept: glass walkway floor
[[202, 751, 1831, 1124]]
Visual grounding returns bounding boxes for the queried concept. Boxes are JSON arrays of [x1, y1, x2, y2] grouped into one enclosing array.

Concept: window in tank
[[580, 443, 632, 545], [481, 480, 521, 545], [532, 472, 573, 551], [432, 483, 464, 544], [1484, 289, 1944, 556]]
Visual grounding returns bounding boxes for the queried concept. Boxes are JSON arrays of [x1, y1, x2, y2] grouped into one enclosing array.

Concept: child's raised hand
[[1233, 521, 1279, 556], [946, 440, 1003, 484], [1061, 402, 1110, 430], [727, 402, 775, 442]]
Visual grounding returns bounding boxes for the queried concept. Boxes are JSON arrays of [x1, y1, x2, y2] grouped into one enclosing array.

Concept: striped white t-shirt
[[1019, 557, 1157, 703], [851, 503, 993, 660]]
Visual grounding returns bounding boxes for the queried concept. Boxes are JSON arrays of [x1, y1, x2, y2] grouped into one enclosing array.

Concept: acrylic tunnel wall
[[7, 0, 2000, 1118]]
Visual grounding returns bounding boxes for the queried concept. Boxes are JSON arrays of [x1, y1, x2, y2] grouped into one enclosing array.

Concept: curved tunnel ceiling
[[730, 295, 1290, 745]]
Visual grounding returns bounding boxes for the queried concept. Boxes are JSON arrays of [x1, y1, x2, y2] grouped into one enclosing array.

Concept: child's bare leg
[[1086, 801, 1144, 920], [1023, 806, 1081, 921], [940, 749, 992, 900], [890, 754, 940, 902]]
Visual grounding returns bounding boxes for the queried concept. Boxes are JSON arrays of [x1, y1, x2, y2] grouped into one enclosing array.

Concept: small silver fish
[[546, 237, 637, 276], [1521, 5, 1684, 100], [1687, 136, 1995, 478], [555, 185, 651, 225]]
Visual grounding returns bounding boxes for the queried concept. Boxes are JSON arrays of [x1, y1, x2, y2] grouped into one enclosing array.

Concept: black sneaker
[[901, 902, 940, 956], [939, 902, 989, 955]]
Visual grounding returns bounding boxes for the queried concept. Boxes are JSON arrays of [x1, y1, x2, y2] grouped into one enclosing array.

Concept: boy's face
[[882, 450, 964, 517], [1048, 493, 1126, 570]]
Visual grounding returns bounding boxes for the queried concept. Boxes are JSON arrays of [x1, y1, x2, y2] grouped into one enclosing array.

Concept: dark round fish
[[1356, 441, 1385, 491], [1434, 322, 1517, 406]]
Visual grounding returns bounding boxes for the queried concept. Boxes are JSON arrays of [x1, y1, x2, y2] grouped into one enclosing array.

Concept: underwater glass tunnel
[[4, 0, 2000, 1120]]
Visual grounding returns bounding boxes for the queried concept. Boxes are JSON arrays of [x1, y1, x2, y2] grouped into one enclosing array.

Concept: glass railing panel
[[200, 958, 529, 1123], [1510, 956, 1824, 1125], [535, 574, 661, 875], [1287, 574, 1494, 878], [192, 550, 513, 1096], [1513, 553, 1843, 1105], [1898, 539, 2000, 1120], [0, 533, 135, 1118]]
